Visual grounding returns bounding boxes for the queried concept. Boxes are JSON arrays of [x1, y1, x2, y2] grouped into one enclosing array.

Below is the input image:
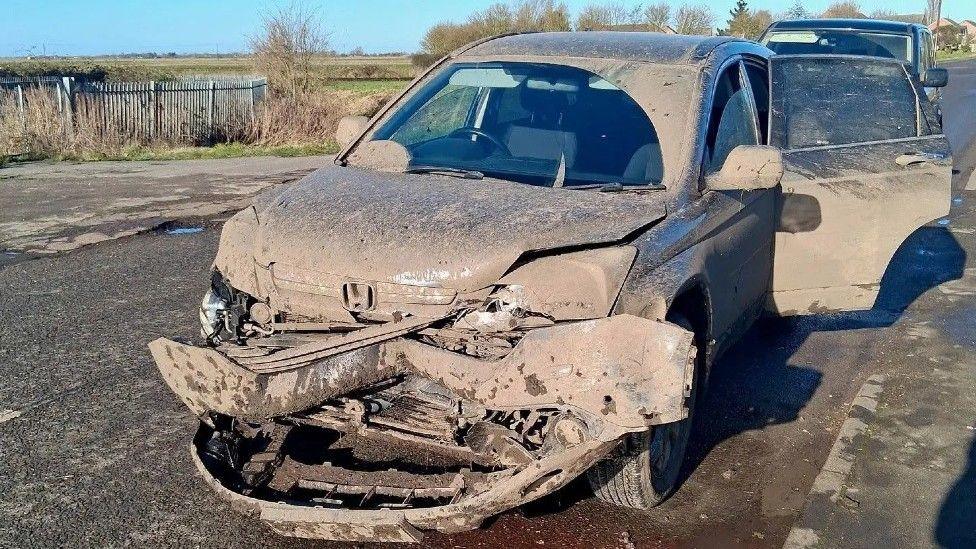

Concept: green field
[[0, 54, 417, 83]]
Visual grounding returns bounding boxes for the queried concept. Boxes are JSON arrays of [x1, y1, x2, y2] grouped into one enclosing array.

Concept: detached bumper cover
[[150, 315, 695, 541]]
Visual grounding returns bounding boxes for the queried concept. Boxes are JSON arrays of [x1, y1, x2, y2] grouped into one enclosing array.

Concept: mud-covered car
[[150, 32, 951, 542]]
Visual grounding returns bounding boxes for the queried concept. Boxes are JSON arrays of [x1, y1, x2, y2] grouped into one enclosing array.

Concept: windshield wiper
[[405, 165, 484, 179], [570, 182, 667, 192]]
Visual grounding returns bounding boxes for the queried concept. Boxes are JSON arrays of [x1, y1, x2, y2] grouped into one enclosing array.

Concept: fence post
[[61, 77, 74, 138], [15, 84, 26, 137], [208, 80, 216, 142], [150, 81, 157, 141], [250, 80, 256, 123]]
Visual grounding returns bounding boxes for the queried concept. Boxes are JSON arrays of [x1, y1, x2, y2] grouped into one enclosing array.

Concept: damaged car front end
[[151, 310, 693, 541], [149, 178, 697, 541]]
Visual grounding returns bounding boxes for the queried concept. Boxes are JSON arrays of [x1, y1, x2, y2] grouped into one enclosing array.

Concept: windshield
[[369, 62, 664, 188], [762, 30, 912, 62]]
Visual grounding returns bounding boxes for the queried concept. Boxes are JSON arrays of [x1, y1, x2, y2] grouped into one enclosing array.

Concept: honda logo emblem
[[341, 281, 376, 312]]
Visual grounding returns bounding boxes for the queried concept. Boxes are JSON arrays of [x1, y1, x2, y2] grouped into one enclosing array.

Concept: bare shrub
[[575, 5, 613, 30], [820, 1, 864, 18], [0, 88, 72, 157], [421, 0, 571, 58], [0, 84, 392, 159], [575, 1, 645, 30], [644, 3, 672, 32], [250, 89, 393, 147], [674, 4, 714, 35], [251, 3, 329, 99], [0, 92, 26, 156]]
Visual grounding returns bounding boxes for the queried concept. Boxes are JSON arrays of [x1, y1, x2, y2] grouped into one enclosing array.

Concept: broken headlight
[[200, 270, 252, 344], [200, 288, 229, 339], [454, 285, 554, 333]]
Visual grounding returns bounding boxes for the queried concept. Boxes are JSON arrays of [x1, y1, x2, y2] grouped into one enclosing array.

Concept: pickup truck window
[[770, 57, 918, 149], [763, 31, 912, 62]]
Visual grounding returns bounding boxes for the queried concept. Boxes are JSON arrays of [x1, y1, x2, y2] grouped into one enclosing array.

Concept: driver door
[[766, 55, 951, 315]]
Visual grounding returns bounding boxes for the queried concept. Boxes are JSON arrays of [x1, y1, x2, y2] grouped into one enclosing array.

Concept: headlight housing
[[199, 288, 229, 339], [493, 247, 637, 320], [199, 269, 252, 344]]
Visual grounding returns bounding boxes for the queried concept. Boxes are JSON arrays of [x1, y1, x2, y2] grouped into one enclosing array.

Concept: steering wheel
[[448, 127, 512, 157]]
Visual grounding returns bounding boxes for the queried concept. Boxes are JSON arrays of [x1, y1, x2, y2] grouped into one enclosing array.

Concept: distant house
[[928, 17, 959, 33], [928, 17, 976, 50], [961, 20, 976, 39]]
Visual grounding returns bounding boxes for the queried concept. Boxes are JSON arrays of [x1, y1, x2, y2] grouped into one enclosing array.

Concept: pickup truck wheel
[[586, 313, 700, 509]]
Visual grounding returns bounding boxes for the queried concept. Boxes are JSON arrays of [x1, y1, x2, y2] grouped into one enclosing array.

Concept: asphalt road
[[1, 61, 974, 549], [0, 155, 327, 259]]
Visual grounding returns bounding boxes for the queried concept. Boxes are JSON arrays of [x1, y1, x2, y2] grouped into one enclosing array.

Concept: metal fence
[[1, 77, 268, 154]]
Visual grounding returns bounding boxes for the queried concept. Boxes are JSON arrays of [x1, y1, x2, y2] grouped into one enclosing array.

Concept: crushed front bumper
[[150, 314, 694, 542], [188, 428, 615, 542]]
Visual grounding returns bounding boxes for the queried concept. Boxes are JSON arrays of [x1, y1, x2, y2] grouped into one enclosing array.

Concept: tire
[[586, 313, 701, 509]]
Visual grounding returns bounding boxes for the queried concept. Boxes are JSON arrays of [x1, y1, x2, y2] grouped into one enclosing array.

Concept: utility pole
[[928, 0, 943, 50]]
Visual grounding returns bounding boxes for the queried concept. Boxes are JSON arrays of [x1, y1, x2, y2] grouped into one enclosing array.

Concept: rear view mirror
[[922, 68, 949, 88], [336, 115, 369, 148], [706, 145, 784, 191]]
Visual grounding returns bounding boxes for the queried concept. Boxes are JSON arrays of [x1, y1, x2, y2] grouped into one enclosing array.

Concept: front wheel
[[586, 314, 701, 509]]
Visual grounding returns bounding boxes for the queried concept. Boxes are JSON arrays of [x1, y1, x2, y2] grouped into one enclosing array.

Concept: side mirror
[[706, 145, 784, 191], [922, 67, 949, 88], [336, 115, 369, 148]]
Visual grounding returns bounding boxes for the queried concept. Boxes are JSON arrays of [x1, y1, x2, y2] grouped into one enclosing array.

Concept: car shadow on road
[[935, 431, 976, 549], [682, 224, 967, 491]]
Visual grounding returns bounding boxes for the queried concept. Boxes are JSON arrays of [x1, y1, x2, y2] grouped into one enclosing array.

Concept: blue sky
[[3, 0, 973, 56]]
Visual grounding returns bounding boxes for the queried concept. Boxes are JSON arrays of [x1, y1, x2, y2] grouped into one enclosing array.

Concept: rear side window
[[770, 57, 918, 149]]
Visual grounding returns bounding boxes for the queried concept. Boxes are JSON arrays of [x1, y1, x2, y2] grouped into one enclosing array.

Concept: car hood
[[252, 165, 667, 292]]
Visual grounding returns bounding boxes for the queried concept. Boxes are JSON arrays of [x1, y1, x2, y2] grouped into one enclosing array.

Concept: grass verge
[[937, 50, 976, 62], [4, 142, 338, 164]]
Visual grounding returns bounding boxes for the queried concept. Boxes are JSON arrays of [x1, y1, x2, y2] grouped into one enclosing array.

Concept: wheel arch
[[665, 278, 712, 348]]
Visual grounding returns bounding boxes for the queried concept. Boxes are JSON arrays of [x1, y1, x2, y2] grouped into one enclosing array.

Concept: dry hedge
[[0, 86, 393, 158]]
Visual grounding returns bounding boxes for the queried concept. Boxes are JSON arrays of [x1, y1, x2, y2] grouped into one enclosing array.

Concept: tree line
[[417, 0, 929, 62]]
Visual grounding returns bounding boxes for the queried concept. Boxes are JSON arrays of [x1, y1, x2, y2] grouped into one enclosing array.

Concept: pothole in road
[[155, 220, 214, 236], [164, 227, 204, 235]]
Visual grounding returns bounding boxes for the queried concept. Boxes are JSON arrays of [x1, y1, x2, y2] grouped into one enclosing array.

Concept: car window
[[705, 61, 760, 174], [770, 57, 919, 149], [389, 85, 481, 147], [921, 32, 935, 73], [369, 62, 664, 188], [744, 61, 770, 144], [763, 30, 912, 62]]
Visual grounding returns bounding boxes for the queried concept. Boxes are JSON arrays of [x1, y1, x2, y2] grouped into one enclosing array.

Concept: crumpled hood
[[252, 165, 666, 292]]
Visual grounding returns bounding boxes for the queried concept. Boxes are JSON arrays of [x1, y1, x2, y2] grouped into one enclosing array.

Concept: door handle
[[896, 152, 946, 167]]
